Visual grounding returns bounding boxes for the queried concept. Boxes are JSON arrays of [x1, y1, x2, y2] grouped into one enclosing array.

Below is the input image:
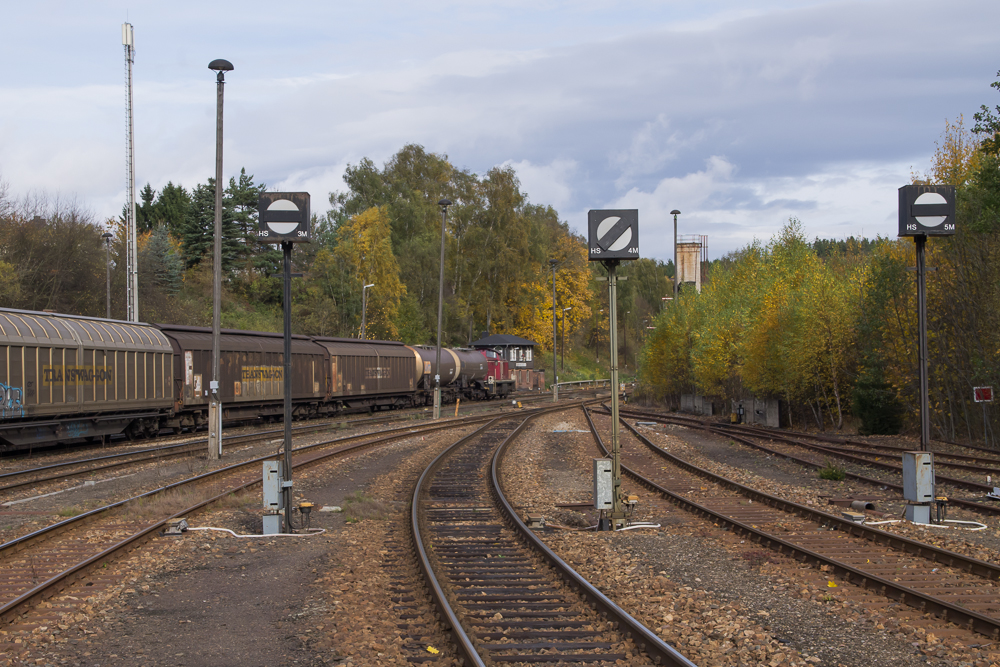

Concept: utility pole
[[122, 23, 138, 322]]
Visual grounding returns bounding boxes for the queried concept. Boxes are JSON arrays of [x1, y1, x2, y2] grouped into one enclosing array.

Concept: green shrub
[[818, 461, 846, 481], [341, 491, 393, 522]]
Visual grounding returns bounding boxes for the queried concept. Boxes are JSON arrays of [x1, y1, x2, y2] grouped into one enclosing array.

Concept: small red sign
[[974, 386, 994, 403]]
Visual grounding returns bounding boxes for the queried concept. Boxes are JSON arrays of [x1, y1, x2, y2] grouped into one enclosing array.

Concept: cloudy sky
[[1, 1, 997, 260]]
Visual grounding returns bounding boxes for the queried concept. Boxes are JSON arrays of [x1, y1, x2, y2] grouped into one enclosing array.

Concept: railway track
[[614, 406, 1000, 517], [0, 395, 570, 501], [584, 408, 1000, 644], [0, 413, 496, 629], [411, 403, 695, 666], [0, 412, 441, 499]]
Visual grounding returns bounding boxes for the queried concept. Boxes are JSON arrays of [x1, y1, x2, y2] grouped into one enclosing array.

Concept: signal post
[[588, 209, 639, 530], [898, 185, 955, 451], [258, 192, 311, 533]]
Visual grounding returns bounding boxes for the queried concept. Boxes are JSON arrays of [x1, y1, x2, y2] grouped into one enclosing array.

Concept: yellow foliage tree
[[333, 206, 406, 340], [912, 115, 981, 186]]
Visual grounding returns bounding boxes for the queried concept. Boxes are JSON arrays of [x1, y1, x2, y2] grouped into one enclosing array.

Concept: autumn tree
[[0, 201, 106, 316], [332, 206, 405, 340], [973, 69, 1000, 156]]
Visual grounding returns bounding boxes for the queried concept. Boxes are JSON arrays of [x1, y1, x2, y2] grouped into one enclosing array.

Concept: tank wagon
[[0, 308, 515, 451]]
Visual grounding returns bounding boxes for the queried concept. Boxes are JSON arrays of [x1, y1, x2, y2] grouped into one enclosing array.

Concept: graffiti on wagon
[[0, 382, 24, 418]]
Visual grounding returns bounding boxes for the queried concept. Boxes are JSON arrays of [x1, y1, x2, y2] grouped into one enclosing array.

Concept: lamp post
[[623, 310, 630, 372], [102, 232, 113, 319], [208, 58, 233, 461], [671, 210, 681, 300], [596, 309, 603, 363], [549, 259, 559, 401], [360, 283, 375, 339], [561, 306, 572, 370], [433, 198, 452, 419]]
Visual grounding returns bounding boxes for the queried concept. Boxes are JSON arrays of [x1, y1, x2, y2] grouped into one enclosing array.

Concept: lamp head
[[670, 209, 681, 216], [208, 59, 234, 72], [438, 198, 452, 208], [101, 232, 113, 240]]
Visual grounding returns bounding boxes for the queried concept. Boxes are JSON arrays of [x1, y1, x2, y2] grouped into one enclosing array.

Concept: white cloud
[[501, 158, 577, 210], [271, 163, 351, 211], [600, 157, 909, 261], [0, 0, 994, 252]]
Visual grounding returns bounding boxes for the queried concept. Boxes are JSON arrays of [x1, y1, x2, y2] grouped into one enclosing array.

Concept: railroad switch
[[163, 518, 189, 536]]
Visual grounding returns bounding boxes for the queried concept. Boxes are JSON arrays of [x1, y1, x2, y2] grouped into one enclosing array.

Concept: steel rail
[[613, 412, 1000, 579], [0, 413, 425, 495], [0, 413, 493, 558], [410, 418, 501, 667], [619, 406, 1000, 468], [0, 406, 471, 483], [711, 421, 1000, 466], [584, 407, 1000, 641], [411, 399, 623, 667], [613, 407, 1000, 517], [491, 409, 697, 666], [707, 421, 998, 491], [0, 414, 498, 626]]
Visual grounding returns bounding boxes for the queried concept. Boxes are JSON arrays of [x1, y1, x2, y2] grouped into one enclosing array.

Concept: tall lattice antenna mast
[[123, 22, 138, 322]]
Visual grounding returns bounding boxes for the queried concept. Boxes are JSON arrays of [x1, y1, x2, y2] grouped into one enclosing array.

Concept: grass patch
[[57, 508, 81, 518], [341, 492, 394, 523], [116, 488, 257, 522], [818, 461, 846, 481]]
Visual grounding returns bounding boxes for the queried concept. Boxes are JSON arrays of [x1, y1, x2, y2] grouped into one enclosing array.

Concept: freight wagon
[[0, 308, 514, 451]]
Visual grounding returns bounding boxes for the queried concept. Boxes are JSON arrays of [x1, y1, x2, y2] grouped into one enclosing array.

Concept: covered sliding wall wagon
[[0, 308, 173, 447], [156, 324, 327, 427]]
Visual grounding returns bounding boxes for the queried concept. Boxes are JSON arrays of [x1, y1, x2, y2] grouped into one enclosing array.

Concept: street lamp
[[549, 259, 559, 401], [360, 283, 375, 339], [433, 198, 452, 419], [671, 210, 681, 301], [595, 308, 603, 363], [561, 306, 572, 370], [208, 57, 233, 461], [624, 310, 630, 372], [101, 232, 113, 319]]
